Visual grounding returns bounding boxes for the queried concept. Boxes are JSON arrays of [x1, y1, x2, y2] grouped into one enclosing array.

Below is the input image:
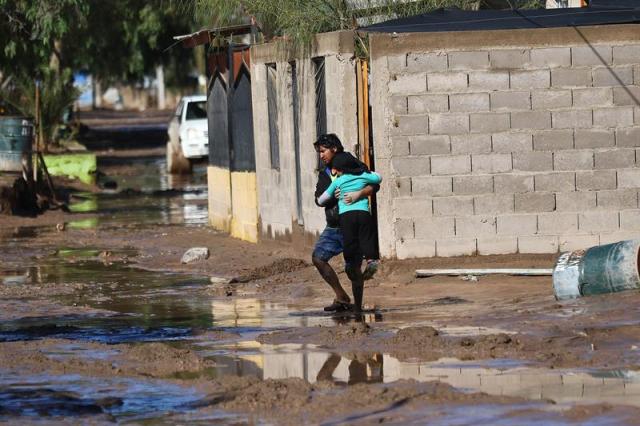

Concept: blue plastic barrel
[[0, 116, 33, 172]]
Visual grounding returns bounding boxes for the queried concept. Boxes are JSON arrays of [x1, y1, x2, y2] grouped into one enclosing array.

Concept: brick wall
[[370, 25, 640, 258]]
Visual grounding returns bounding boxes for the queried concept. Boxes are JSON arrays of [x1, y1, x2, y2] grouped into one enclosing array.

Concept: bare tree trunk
[[156, 65, 166, 110]]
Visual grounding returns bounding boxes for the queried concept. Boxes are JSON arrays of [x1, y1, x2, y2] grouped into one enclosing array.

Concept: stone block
[[490, 91, 531, 110], [533, 129, 574, 151], [620, 210, 640, 229], [392, 156, 431, 177], [595, 149, 636, 169], [554, 150, 594, 171], [451, 134, 492, 154], [551, 110, 593, 129], [572, 45, 613, 66], [468, 71, 509, 90], [490, 49, 530, 69], [393, 197, 433, 218], [409, 135, 450, 155], [431, 155, 471, 176], [551, 68, 592, 87], [430, 114, 469, 135], [406, 52, 448, 72], [492, 133, 533, 153], [389, 73, 427, 94], [396, 238, 436, 259], [511, 111, 552, 130], [387, 54, 407, 72], [477, 236, 518, 255], [497, 214, 537, 235], [518, 235, 559, 254], [579, 211, 619, 232], [556, 191, 596, 211], [453, 174, 493, 195], [494, 174, 534, 193], [510, 70, 550, 90], [390, 96, 408, 114], [538, 212, 579, 234], [572, 88, 613, 107], [600, 231, 640, 244], [534, 172, 576, 192], [515, 192, 555, 213], [597, 189, 638, 209], [392, 136, 410, 156], [593, 107, 635, 128], [613, 45, 640, 65], [474, 194, 514, 215], [436, 238, 477, 257], [617, 168, 640, 188], [513, 151, 553, 171], [433, 196, 474, 216], [612, 86, 640, 106], [395, 177, 412, 197], [392, 114, 429, 135], [574, 129, 614, 149], [530, 47, 571, 68], [449, 93, 490, 112], [414, 216, 455, 238], [455, 215, 497, 236], [531, 90, 572, 110], [469, 113, 510, 133], [408, 94, 449, 113], [449, 51, 490, 70], [616, 127, 640, 147], [592, 66, 633, 87], [576, 170, 617, 190], [472, 153, 512, 173], [428, 72, 468, 92], [412, 176, 453, 196], [394, 218, 415, 239], [559, 234, 600, 251]]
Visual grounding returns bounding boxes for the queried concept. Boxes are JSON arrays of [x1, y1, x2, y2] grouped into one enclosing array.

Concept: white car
[[167, 95, 208, 172]]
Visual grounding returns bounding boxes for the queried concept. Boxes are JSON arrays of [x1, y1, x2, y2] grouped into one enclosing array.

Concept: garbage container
[[0, 116, 33, 172]]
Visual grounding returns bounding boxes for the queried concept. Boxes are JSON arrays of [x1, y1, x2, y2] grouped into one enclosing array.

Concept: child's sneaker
[[363, 260, 379, 281]]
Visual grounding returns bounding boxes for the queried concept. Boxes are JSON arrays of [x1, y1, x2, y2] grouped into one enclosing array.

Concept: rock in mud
[[181, 247, 209, 264]]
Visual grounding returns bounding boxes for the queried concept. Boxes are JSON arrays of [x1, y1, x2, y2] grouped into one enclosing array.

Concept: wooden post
[[33, 81, 40, 183]]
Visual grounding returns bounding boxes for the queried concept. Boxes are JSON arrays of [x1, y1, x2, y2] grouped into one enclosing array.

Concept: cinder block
[[390, 96, 408, 114], [409, 135, 450, 155], [395, 218, 415, 239], [576, 170, 617, 190], [469, 113, 510, 133], [450, 93, 490, 112], [534, 172, 576, 192], [430, 114, 470, 135], [474, 194, 514, 215], [592, 66, 633, 87], [449, 51, 489, 70], [593, 107, 635, 128], [533, 130, 574, 151], [510, 70, 550, 90], [497, 214, 537, 235], [490, 49, 530, 69], [597, 189, 638, 209], [551, 110, 593, 129], [613, 45, 640, 65], [492, 133, 533, 153], [530, 47, 571, 68], [392, 114, 429, 135], [617, 168, 640, 188], [412, 176, 453, 196], [477, 236, 518, 255], [494, 174, 534, 193], [406, 52, 448, 72], [636, 65, 640, 85], [518, 235, 559, 254], [392, 136, 410, 156], [393, 197, 433, 218], [551, 68, 592, 87], [579, 210, 619, 232], [414, 216, 455, 238], [490, 91, 531, 111], [620, 209, 640, 229], [396, 238, 436, 259], [616, 127, 640, 147], [451, 134, 492, 154], [612, 86, 640, 106], [515, 192, 555, 213], [556, 191, 596, 211], [389, 73, 427, 94], [387, 54, 407, 72], [538, 212, 579, 234], [472, 153, 512, 173], [531, 89, 572, 110], [395, 177, 412, 197], [428, 72, 468, 92], [433, 196, 474, 216], [431, 154, 471, 176], [436, 238, 477, 257], [572, 45, 613, 66], [574, 129, 614, 149], [408, 94, 449, 113], [511, 111, 552, 130], [554, 150, 594, 171], [559, 234, 600, 251], [513, 151, 553, 171], [468, 71, 509, 90], [600, 231, 640, 244], [572, 88, 613, 107], [595, 149, 636, 169], [455, 215, 497, 236], [392, 156, 431, 177]]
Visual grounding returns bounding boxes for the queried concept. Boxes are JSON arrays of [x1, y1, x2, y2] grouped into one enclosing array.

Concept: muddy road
[[2, 134, 640, 424]]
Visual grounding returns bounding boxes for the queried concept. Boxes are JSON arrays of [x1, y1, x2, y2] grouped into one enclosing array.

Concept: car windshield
[[185, 101, 207, 120]]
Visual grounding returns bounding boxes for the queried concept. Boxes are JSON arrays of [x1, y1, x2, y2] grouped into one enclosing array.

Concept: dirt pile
[[233, 258, 309, 283]]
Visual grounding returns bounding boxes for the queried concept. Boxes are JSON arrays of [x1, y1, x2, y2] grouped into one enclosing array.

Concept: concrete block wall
[[370, 25, 640, 258]]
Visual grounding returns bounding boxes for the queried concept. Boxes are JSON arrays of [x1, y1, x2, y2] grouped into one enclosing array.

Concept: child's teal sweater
[[317, 172, 382, 214]]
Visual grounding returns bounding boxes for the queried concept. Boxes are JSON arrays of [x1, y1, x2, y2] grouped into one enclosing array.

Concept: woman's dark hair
[[313, 133, 344, 152], [331, 152, 366, 175]]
